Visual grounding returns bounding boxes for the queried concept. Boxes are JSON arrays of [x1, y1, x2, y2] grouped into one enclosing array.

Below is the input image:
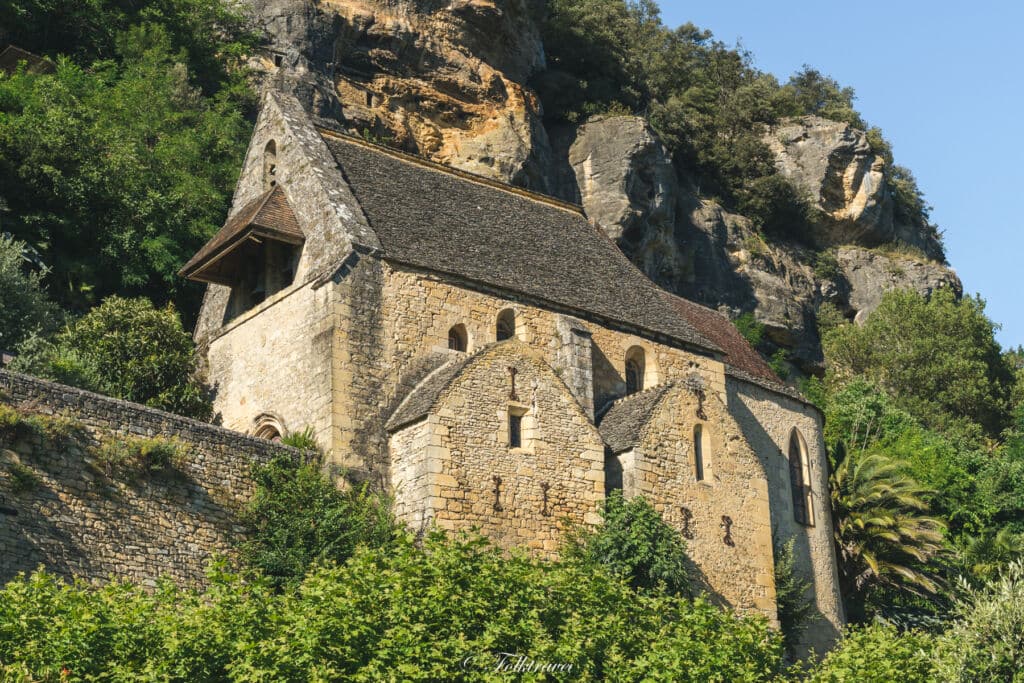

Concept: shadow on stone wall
[[727, 393, 842, 652]]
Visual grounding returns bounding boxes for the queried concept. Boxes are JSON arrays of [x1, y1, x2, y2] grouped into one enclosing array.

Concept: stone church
[[180, 91, 844, 648]]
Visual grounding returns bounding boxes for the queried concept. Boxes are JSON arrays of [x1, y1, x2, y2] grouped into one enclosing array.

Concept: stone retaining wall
[[0, 370, 298, 587]]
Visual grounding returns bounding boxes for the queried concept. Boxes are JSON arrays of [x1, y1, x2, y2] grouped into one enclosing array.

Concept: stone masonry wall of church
[[619, 383, 777, 623], [727, 378, 845, 654], [0, 370, 298, 588], [389, 343, 606, 556], [348, 263, 729, 469]]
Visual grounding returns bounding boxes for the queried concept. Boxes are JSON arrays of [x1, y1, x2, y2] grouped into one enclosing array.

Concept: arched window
[[253, 414, 284, 443], [448, 324, 468, 352], [496, 309, 516, 341], [263, 140, 278, 190], [625, 346, 645, 395], [693, 424, 710, 482], [789, 428, 814, 526]]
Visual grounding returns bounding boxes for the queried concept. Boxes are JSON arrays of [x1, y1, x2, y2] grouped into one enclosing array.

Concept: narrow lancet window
[[694, 424, 706, 481], [789, 428, 814, 526], [448, 324, 468, 352], [508, 412, 523, 448], [496, 309, 516, 341], [625, 347, 645, 395]]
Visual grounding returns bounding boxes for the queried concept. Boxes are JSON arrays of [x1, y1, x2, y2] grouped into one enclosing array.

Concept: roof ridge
[[316, 126, 586, 217]]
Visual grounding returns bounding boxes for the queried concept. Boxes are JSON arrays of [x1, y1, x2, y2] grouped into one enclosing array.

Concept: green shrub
[[734, 312, 765, 348], [94, 436, 185, 477], [11, 297, 213, 420], [934, 560, 1024, 681], [0, 537, 784, 681], [239, 456, 398, 587], [562, 490, 691, 596], [280, 427, 320, 453], [813, 251, 842, 281], [774, 536, 814, 655], [807, 623, 938, 682], [6, 462, 40, 494], [0, 234, 61, 351]]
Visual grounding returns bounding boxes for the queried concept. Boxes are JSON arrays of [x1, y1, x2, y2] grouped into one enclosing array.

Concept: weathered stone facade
[[0, 370, 298, 587], [185, 91, 845, 648]]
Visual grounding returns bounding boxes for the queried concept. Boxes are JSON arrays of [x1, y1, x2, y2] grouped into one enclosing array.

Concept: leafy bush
[[279, 427, 320, 453], [239, 456, 398, 587], [0, 19, 252, 317], [734, 312, 765, 348], [562, 490, 691, 596], [0, 234, 61, 352], [813, 251, 842, 281], [774, 536, 814, 655], [0, 537, 785, 681], [6, 462, 40, 494], [807, 623, 938, 682], [935, 560, 1024, 681], [94, 436, 185, 477], [11, 296, 212, 420]]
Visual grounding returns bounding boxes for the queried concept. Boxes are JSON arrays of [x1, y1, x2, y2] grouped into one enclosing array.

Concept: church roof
[[178, 186, 304, 285], [318, 130, 722, 355], [386, 352, 476, 432], [662, 294, 781, 386], [0, 45, 55, 75], [597, 383, 675, 454]]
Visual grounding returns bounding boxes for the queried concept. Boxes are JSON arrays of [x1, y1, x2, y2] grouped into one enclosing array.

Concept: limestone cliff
[[244, 0, 960, 375]]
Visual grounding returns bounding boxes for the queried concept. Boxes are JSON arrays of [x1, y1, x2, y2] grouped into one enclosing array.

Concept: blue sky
[[657, 1, 1023, 350]]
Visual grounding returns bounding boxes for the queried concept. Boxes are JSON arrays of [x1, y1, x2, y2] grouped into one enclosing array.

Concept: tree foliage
[[0, 233, 60, 351], [562, 490, 691, 596], [829, 442, 946, 621], [935, 560, 1024, 681], [239, 455, 398, 588], [9, 296, 212, 419], [0, 19, 252, 319], [0, 535, 784, 681], [823, 288, 1014, 437]]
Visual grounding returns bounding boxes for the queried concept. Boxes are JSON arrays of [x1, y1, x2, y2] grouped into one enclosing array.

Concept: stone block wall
[[727, 378, 845, 653], [388, 341, 605, 556], [619, 383, 777, 622], [0, 370, 297, 588]]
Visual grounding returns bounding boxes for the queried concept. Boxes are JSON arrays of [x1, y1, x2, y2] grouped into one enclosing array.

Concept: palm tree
[[960, 527, 1024, 583], [829, 441, 947, 621]]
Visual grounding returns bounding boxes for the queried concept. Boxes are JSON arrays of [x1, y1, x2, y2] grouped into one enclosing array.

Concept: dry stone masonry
[[0, 370, 298, 587]]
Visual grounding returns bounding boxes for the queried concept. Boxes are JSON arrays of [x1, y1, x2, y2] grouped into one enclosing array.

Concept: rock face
[[242, 0, 962, 375], [248, 0, 554, 190], [764, 116, 943, 260], [555, 116, 685, 289], [836, 246, 963, 324]]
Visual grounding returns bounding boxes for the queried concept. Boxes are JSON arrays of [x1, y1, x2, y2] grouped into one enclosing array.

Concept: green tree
[[562, 490, 691, 596], [0, 22, 252, 318], [773, 536, 814, 657], [807, 623, 938, 683], [829, 442, 946, 621], [239, 455, 398, 587], [935, 560, 1024, 681], [823, 288, 1014, 437], [10, 296, 212, 419], [0, 233, 60, 351]]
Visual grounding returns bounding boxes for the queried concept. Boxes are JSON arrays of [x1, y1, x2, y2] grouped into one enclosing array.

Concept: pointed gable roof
[[318, 129, 721, 354], [179, 186, 304, 285], [598, 383, 675, 454]]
